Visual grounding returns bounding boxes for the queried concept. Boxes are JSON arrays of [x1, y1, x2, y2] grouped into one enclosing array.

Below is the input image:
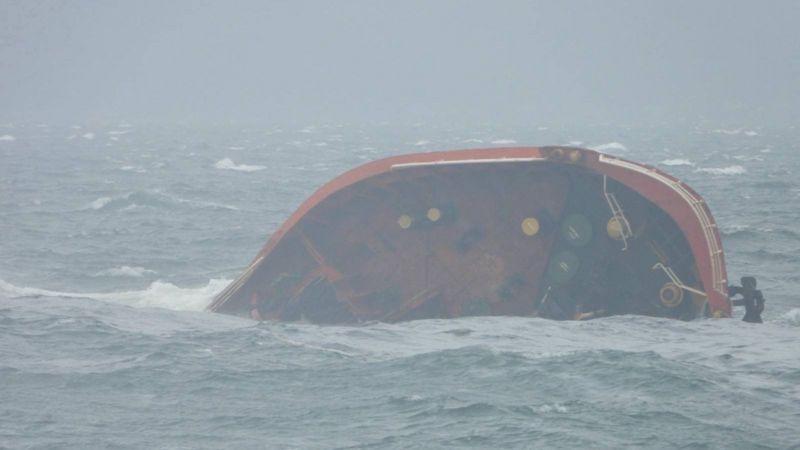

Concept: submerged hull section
[[209, 147, 730, 322]]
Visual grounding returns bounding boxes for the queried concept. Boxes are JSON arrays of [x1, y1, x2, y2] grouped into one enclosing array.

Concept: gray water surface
[[1, 123, 799, 449]]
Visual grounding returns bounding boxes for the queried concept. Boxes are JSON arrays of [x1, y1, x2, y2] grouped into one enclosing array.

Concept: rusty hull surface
[[208, 147, 731, 323]]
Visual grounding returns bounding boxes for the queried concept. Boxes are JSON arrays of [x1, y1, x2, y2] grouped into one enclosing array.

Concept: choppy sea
[[1, 123, 799, 449]]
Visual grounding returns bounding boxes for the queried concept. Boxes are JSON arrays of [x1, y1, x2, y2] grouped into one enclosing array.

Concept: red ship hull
[[209, 147, 731, 322]]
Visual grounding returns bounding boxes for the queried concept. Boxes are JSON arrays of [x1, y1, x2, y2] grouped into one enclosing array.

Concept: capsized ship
[[208, 147, 731, 323]]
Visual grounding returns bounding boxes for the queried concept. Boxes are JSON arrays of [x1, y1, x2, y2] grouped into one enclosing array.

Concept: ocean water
[[1, 123, 799, 449]]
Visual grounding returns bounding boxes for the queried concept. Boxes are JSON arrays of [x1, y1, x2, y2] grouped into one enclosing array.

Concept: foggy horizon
[[2, 1, 799, 127]]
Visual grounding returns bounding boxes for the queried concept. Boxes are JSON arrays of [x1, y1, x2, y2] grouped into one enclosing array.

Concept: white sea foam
[[214, 158, 266, 172], [107, 130, 131, 136], [490, 139, 517, 145], [0, 134, 16, 141], [733, 155, 764, 162], [568, 141, 583, 146], [462, 138, 483, 144], [784, 308, 800, 326], [120, 166, 147, 173], [711, 128, 759, 136], [0, 278, 230, 312], [95, 266, 156, 278], [695, 165, 747, 175], [82, 132, 95, 140], [87, 196, 113, 210], [660, 158, 694, 166], [590, 142, 627, 152], [712, 128, 741, 135], [414, 140, 430, 146]]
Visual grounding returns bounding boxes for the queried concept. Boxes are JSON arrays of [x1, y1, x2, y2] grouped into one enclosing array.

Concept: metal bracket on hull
[[603, 175, 634, 251], [652, 263, 707, 297]]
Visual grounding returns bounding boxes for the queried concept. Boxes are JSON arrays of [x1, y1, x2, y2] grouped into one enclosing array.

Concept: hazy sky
[[1, 1, 798, 126]]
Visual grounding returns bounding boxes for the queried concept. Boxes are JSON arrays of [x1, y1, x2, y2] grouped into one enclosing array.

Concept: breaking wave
[[590, 142, 627, 152], [784, 308, 800, 326], [214, 158, 266, 172], [695, 165, 746, 175], [660, 158, 694, 166], [490, 139, 517, 145], [712, 129, 759, 136], [81, 191, 238, 212], [94, 266, 156, 278], [86, 196, 113, 210], [0, 134, 16, 141], [0, 278, 229, 312]]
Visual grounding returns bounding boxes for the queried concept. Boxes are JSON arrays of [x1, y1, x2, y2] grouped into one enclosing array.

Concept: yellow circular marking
[[712, 309, 724, 319], [398, 214, 413, 229], [521, 217, 540, 236], [606, 217, 624, 240], [427, 207, 442, 222], [659, 282, 684, 308], [568, 149, 582, 163]]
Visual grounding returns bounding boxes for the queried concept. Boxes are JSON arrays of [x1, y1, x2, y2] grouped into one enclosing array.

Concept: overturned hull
[[209, 147, 731, 323]]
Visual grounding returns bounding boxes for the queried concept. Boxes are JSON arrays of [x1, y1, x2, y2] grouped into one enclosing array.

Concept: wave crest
[[695, 165, 746, 175], [0, 278, 230, 311], [214, 158, 265, 172]]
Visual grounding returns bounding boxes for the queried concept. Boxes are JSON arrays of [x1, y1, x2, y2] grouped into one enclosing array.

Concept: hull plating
[[209, 147, 730, 322]]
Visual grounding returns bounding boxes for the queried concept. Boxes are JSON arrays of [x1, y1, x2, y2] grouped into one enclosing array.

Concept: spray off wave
[[0, 278, 229, 312]]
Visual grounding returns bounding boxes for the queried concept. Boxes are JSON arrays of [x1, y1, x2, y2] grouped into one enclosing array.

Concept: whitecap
[[0, 278, 230, 312], [120, 166, 147, 173], [660, 158, 694, 166], [95, 266, 156, 278], [733, 155, 764, 162], [695, 165, 746, 175], [784, 308, 800, 326], [214, 158, 266, 172], [0, 134, 15, 141], [87, 196, 112, 210], [590, 142, 627, 152], [107, 130, 131, 136], [490, 139, 517, 145], [568, 141, 583, 146], [462, 138, 483, 144], [712, 128, 741, 135], [414, 140, 430, 146], [538, 404, 568, 413], [744, 130, 759, 137], [82, 132, 95, 140]]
